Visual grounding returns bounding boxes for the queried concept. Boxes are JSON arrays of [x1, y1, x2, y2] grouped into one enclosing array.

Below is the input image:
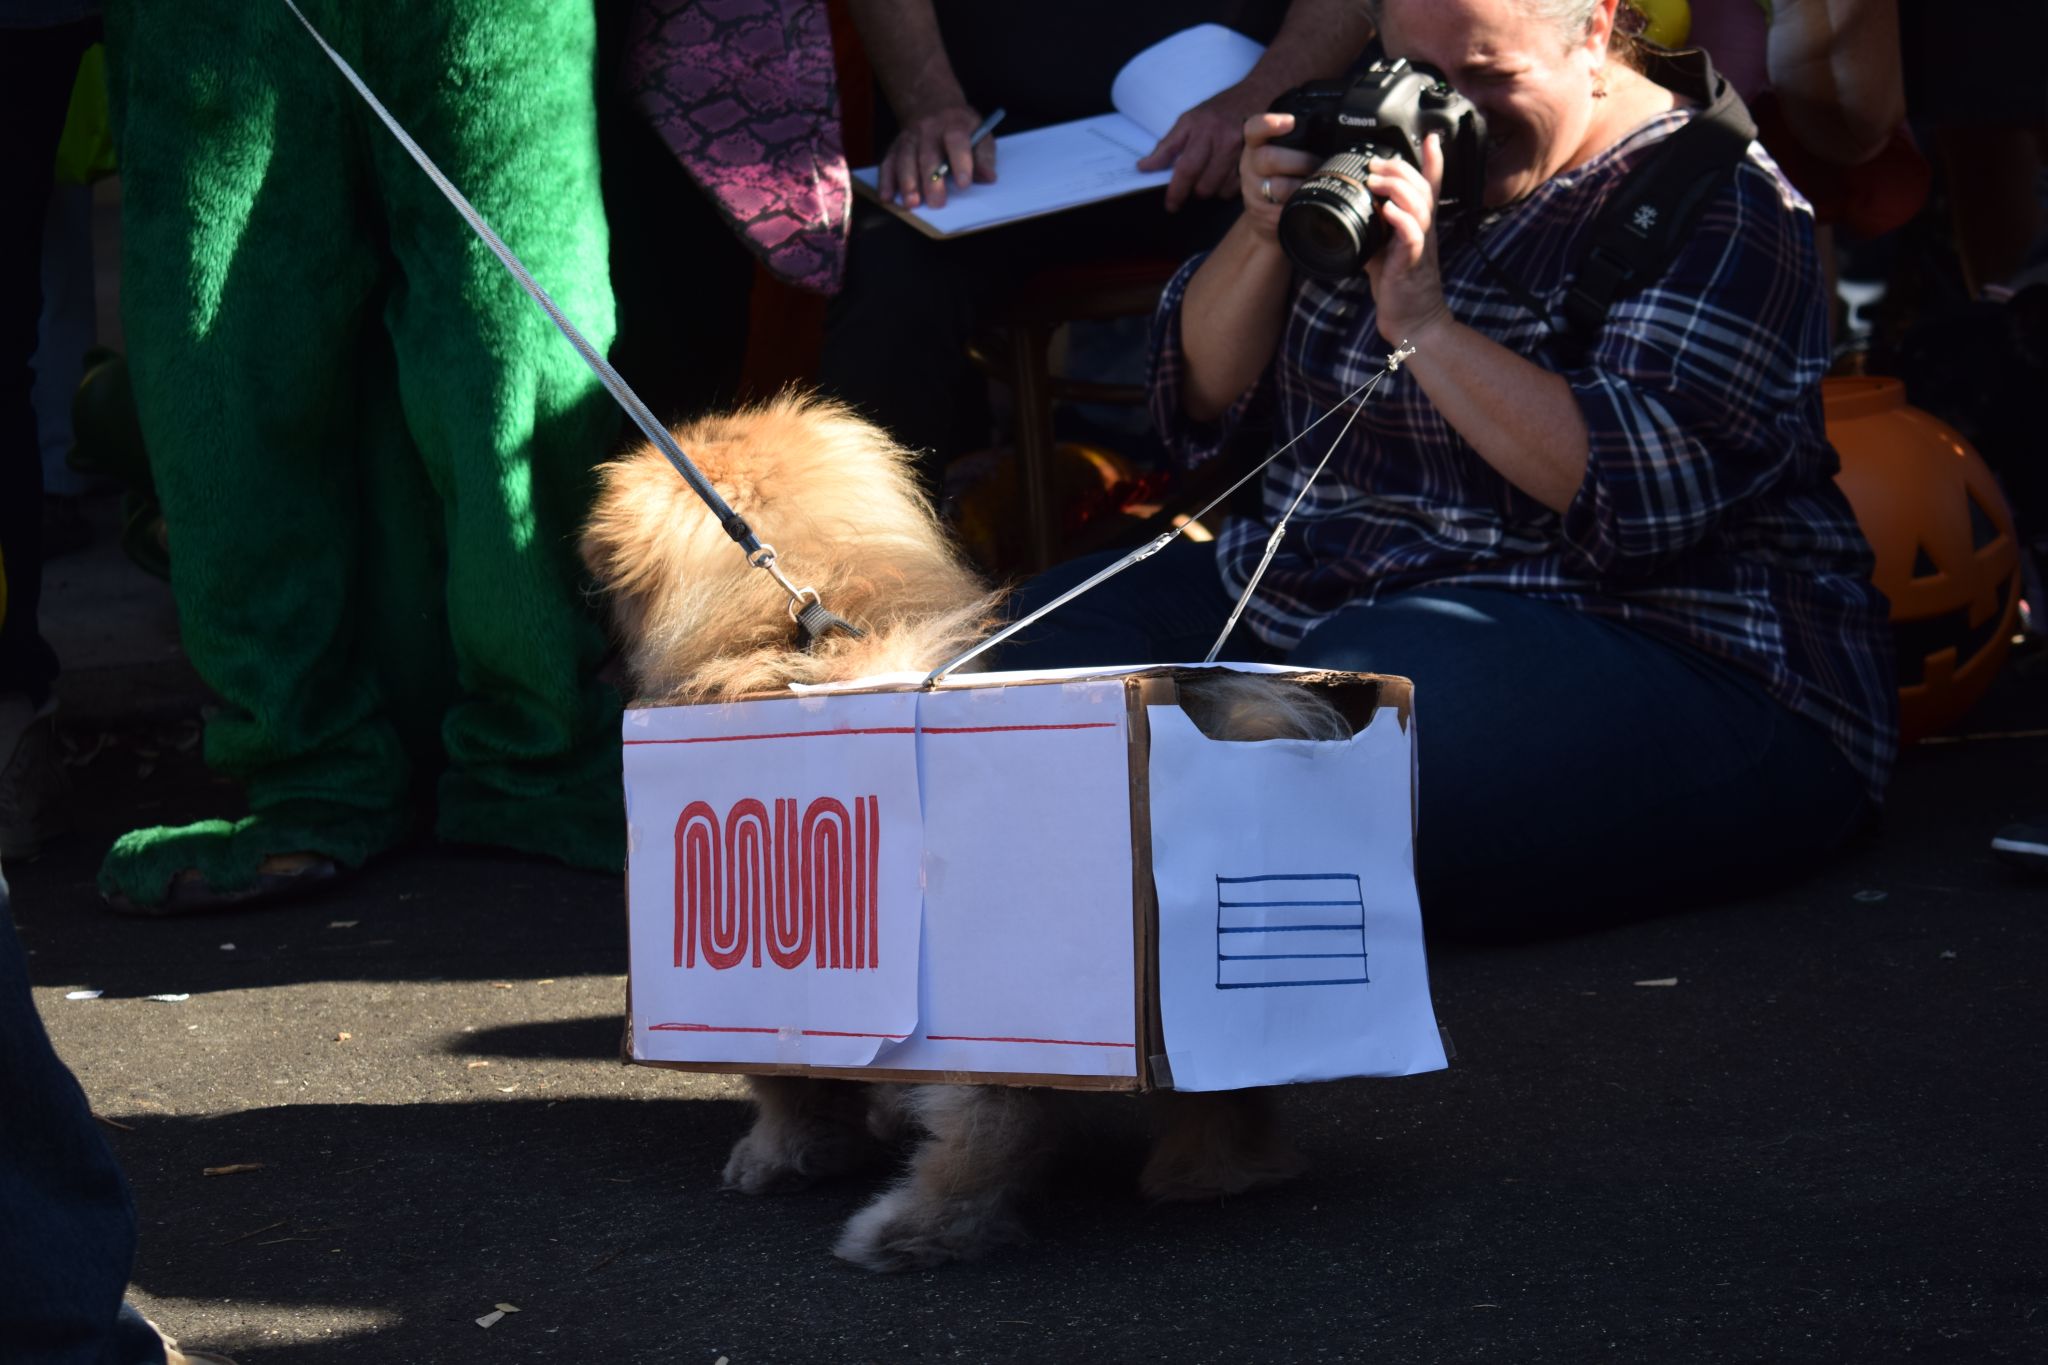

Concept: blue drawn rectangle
[[1215, 873, 1368, 989]]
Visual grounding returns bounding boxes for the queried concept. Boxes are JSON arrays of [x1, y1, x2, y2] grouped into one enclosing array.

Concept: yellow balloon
[[1625, 0, 1691, 48]]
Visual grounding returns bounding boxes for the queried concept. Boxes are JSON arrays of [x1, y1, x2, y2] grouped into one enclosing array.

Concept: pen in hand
[[929, 107, 1006, 188]]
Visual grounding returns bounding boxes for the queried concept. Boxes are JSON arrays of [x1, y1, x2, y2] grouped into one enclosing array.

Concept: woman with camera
[[1000, 0, 1896, 937]]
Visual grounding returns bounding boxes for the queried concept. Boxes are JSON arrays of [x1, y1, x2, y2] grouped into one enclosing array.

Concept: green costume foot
[[97, 802, 413, 913]]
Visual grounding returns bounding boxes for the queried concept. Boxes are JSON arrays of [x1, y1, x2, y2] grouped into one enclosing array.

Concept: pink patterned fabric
[[621, 0, 850, 294]]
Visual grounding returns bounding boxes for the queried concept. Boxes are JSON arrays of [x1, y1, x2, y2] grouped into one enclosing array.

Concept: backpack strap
[[1558, 48, 1758, 341]]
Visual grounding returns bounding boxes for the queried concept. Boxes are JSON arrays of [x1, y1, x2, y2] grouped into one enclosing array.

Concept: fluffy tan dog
[[583, 394, 1341, 1271]]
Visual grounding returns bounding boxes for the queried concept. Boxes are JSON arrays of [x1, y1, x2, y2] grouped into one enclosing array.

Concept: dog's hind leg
[[834, 1085, 1057, 1271], [722, 1076, 885, 1194], [1139, 1088, 1305, 1203]]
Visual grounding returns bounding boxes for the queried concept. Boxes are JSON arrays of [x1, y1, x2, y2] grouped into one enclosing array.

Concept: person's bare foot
[[170, 851, 333, 886], [107, 851, 344, 916]]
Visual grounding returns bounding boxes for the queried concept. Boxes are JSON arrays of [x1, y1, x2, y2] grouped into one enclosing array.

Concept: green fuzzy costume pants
[[99, 0, 623, 904]]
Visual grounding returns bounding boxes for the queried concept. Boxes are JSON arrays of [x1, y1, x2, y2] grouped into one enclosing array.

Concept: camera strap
[[1558, 48, 1757, 343]]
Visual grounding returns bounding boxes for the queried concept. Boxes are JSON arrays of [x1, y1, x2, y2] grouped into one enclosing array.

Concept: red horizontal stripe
[[924, 1034, 1136, 1049], [915, 723, 1119, 735], [647, 1023, 778, 1034], [623, 721, 1119, 747], [647, 1025, 1132, 1049], [645, 1023, 910, 1040], [624, 727, 915, 746]]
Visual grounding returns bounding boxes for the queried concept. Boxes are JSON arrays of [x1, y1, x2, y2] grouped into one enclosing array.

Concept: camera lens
[[1276, 150, 1387, 281]]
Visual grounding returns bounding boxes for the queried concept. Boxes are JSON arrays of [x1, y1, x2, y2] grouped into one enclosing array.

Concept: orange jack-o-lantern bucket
[[1827, 376, 2022, 742]]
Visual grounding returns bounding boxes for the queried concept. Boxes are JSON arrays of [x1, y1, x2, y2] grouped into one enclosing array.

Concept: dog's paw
[[721, 1120, 880, 1195], [1138, 1131, 1306, 1204], [832, 1185, 1027, 1272]]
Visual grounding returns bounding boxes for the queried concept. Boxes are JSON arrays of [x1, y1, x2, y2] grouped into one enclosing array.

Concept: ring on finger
[[1261, 176, 1275, 204]]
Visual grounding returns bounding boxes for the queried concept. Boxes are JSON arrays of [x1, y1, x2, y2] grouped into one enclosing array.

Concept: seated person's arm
[[1363, 138, 1588, 515], [848, 0, 992, 208], [1139, 0, 1378, 211], [1173, 113, 1322, 424]]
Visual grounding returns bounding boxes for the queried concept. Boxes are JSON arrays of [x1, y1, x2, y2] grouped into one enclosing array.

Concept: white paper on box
[[623, 692, 926, 1068], [876, 678, 1138, 1079], [1147, 702, 1446, 1091], [623, 680, 1139, 1079]]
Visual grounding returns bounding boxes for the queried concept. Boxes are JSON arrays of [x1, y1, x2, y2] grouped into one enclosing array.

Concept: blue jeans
[[999, 539, 1871, 939], [0, 867, 166, 1364]]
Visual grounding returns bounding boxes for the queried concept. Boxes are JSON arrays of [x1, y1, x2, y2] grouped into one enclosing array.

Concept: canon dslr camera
[[1268, 56, 1488, 280]]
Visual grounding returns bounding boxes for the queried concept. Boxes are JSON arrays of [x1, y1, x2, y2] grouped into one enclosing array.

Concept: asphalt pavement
[[14, 502, 2047, 1364]]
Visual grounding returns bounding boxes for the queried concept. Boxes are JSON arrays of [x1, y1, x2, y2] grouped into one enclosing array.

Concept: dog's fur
[[583, 394, 1346, 1271]]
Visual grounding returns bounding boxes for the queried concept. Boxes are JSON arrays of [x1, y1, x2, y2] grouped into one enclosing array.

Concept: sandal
[[104, 851, 343, 916]]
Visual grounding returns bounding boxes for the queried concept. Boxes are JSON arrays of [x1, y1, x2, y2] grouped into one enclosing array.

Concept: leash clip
[[750, 545, 863, 647], [749, 545, 811, 620], [1386, 340, 1419, 372]]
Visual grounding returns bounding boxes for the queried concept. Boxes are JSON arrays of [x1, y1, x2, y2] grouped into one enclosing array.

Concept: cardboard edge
[[634, 1058, 1143, 1092], [1129, 674, 1176, 1091], [623, 665, 1410, 712], [1278, 670, 1412, 736], [1370, 674, 1415, 732], [621, 801, 639, 1067]]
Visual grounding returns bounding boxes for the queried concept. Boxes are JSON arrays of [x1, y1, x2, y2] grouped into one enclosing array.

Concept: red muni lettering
[[673, 795, 882, 971]]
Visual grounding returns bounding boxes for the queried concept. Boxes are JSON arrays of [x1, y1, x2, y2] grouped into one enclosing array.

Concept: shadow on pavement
[[12, 726, 627, 995], [447, 1014, 627, 1061], [18, 623, 2048, 1362], [112, 1047, 2035, 1365]]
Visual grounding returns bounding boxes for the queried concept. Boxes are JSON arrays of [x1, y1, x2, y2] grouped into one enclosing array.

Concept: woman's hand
[[1363, 133, 1454, 347], [879, 104, 996, 209], [1239, 112, 1321, 245]]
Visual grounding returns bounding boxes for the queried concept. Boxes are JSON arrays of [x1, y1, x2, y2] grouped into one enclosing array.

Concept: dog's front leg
[[722, 1076, 884, 1194], [1139, 1087, 1305, 1202], [834, 1085, 1057, 1271]]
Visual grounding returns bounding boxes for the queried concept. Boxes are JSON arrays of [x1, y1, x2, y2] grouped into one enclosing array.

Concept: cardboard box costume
[[622, 667, 1449, 1092]]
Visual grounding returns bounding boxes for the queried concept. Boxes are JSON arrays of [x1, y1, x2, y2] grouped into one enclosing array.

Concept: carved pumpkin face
[[1827, 377, 2022, 743]]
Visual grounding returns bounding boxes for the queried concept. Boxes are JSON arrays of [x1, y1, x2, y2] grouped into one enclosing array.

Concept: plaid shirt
[[1150, 111, 1898, 799]]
